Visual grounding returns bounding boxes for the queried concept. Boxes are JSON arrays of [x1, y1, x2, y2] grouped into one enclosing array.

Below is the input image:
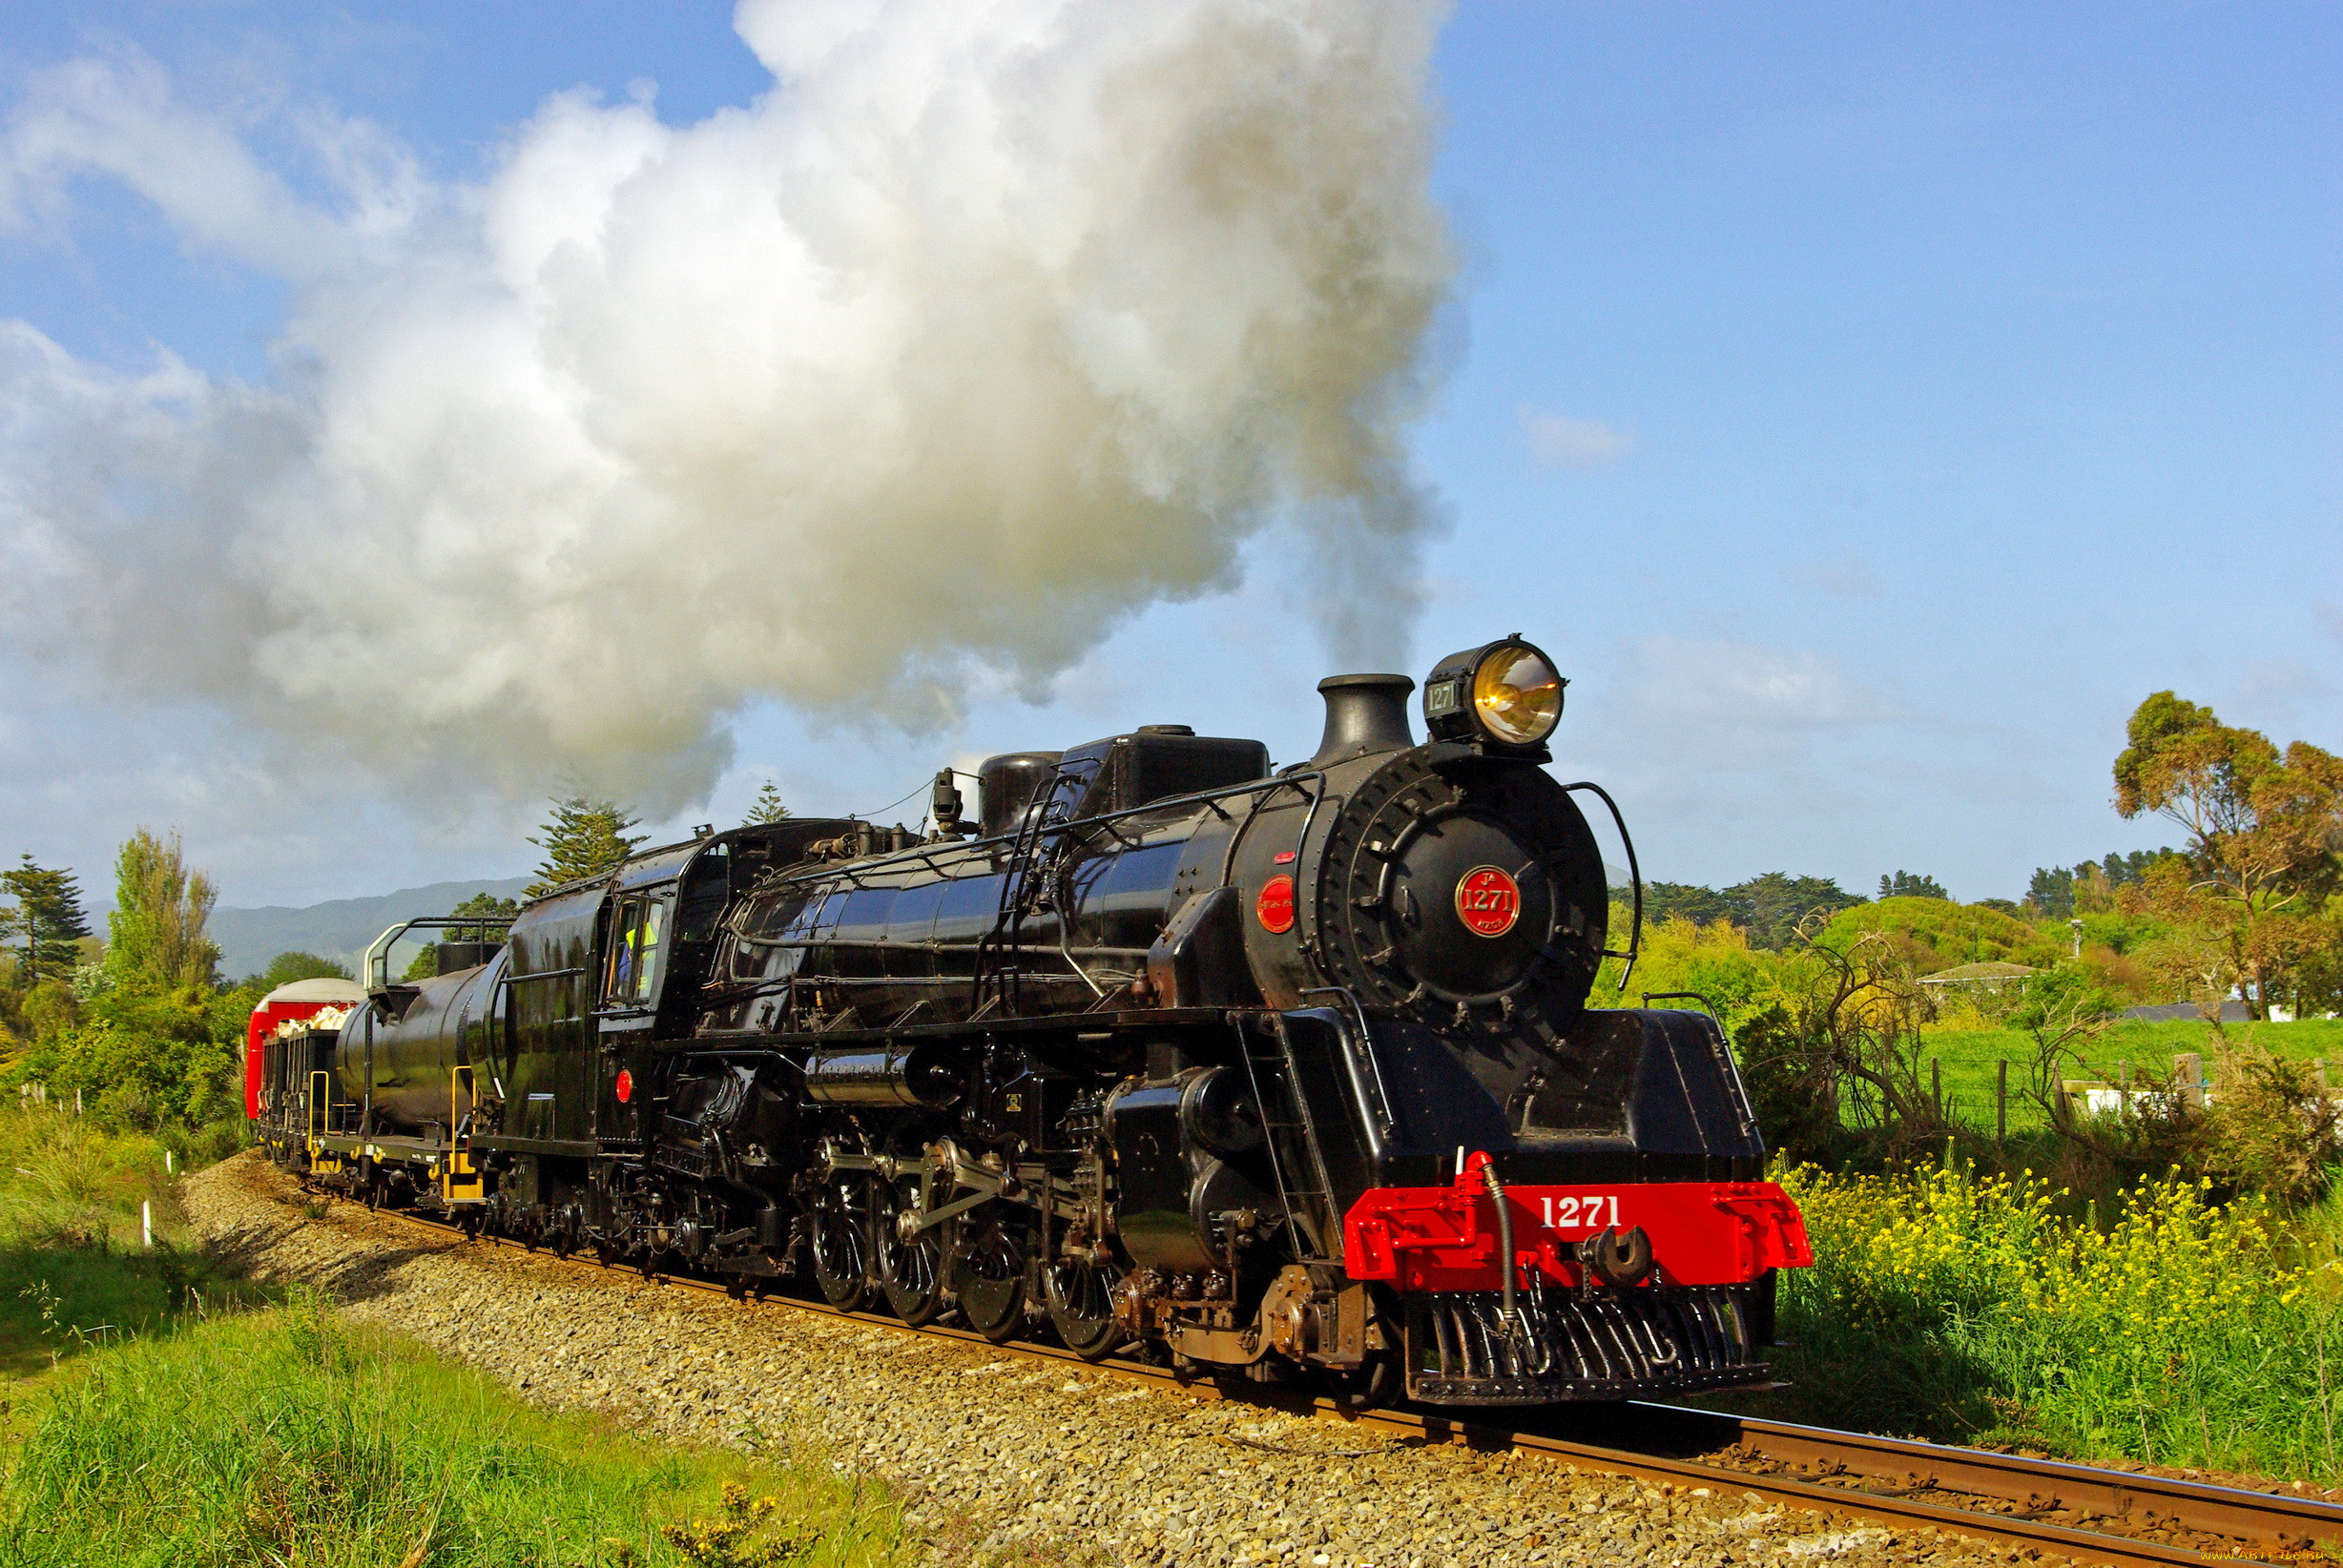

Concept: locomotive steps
[[186, 1151, 2048, 1568]]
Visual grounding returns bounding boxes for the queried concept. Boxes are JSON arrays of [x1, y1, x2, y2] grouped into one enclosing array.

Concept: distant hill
[[211, 877, 533, 981]]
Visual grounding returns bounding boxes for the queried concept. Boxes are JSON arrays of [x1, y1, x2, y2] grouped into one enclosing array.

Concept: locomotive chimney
[[1306, 672, 1417, 769]]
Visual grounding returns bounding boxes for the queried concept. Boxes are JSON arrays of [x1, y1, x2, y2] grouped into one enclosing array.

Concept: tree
[[743, 781, 793, 826], [1877, 871, 1948, 901], [448, 890, 520, 936], [2112, 692, 2343, 1020], [253, 951, 353, 989], [1725, 873, 1867, 950], [104, 829, 219, 991], [2025, 849, 2179, 918], [2025, 865, 2077, 919], [1640, 882, 1739, 927], [1617, 874, 1867, 949], [404, 891, 521, 980], [524, 796, 646, 897], [1, 854, 92, 979]]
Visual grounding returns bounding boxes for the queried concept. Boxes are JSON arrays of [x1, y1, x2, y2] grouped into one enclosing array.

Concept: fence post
[[1996, 1059, 2008, 1143], [141, 1200, 152, 1249], [1931, 1058, 1943, 1121]]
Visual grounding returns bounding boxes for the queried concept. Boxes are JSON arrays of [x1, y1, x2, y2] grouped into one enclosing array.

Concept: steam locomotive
[[251, 636, 1810, 1406]]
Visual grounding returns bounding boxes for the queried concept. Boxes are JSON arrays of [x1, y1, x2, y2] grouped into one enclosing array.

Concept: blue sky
[[0, 1, 2334, 911]]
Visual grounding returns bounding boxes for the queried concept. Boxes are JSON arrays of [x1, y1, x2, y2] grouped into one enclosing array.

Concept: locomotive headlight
[[1422, 635, 1566, 750]]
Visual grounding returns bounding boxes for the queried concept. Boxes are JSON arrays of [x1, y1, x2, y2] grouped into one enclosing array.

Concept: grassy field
[[0, 1109, 920, 1566], [1913, 1017, 2343, 1134], [1, 1295, 916, 1568]]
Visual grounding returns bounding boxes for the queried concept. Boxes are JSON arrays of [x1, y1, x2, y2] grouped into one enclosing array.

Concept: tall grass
[[0, 1106, 267, 1377], [0, 1293, 914, 1568], [0, 1105, 176, 1248], [1757, 1163, 2343, 1479]]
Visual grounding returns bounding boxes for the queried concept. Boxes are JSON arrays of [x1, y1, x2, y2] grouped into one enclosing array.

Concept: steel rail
[[337, 1191, 2337, 1568]]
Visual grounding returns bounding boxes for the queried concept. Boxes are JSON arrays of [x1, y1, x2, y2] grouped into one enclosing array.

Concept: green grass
[[1912, 1018, 2343, 1133], [0, 1109, 924, 1565], [0, 1243, 271, 1380], [0, 1295, 917, 1568], [0, 1107, 265, 1378]]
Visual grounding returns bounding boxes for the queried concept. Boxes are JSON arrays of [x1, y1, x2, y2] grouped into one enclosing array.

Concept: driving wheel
[[1043, 1257, 1127, 1362], [808, 1172, 871, 1312], [875, 1172, 951, 1327], [947, 1212, 1028, 1343]]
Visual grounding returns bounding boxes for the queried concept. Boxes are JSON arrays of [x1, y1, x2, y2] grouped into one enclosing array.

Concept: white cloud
[[0, 1, 1457, 813], [1519, 406, 1630, 468], [1602, 635, 1905, 764]]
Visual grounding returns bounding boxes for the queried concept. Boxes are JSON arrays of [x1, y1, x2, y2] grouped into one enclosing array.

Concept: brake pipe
[[1477, 1154, 1527, 1340]]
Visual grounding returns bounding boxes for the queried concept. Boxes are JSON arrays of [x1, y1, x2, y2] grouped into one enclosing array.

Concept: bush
[[2190, 1044, 2343, 1207], [3, 982, 250, 1129]]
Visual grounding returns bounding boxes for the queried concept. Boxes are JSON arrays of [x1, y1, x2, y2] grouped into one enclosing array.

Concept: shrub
[[4, 982, 248, 1128], [2189, 1043, 2343, 1208]]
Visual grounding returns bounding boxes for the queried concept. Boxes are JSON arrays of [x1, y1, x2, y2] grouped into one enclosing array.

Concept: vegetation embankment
[[1746, 1163, 2343, 1481], [0, 1107, 914, 1567], [0, 1105, 263, 1380]]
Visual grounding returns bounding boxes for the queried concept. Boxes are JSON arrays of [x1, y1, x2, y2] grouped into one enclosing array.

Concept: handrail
[[1640, 990, 1725, 1028], [1300, 986, 1395, 1140], [773, 770, 1315, 893], [361, 915, 516, 992], [1560, 781, 1642, 995]]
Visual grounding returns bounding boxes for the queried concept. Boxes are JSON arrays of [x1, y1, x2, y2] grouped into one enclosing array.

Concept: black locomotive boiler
[[251, 636, 1811, 1406]]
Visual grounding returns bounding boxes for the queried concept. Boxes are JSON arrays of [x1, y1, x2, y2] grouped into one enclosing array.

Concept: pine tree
[[744, 781, 793, 825], [524, 796, 647, 897], [1, 854, 91, 979], [1877, 870, 1950, 901], [103, 829, 219, 990]]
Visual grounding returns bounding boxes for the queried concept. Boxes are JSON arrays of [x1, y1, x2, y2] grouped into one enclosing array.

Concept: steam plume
[[0, 1, 1454, 804]]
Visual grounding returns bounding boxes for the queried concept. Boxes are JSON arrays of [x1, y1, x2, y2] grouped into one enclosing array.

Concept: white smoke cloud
[[0, 1, 1454, 808]]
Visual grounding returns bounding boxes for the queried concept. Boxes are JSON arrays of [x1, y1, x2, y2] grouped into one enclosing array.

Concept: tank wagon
[[254, 636, 1810, 1406]]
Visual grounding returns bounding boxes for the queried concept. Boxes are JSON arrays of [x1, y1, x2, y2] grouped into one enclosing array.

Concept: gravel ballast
[[181, 1153, 2034, 1568]]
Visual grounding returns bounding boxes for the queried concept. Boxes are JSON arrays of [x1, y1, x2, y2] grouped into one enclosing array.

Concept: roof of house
[[1917, 960, 2042, 985]]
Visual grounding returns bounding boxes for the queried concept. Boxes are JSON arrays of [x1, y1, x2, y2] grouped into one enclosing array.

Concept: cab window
[[605, 897, 668, 1005]]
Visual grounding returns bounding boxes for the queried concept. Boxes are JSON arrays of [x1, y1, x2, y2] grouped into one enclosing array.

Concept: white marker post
[[141, 1199, 154, 1249]]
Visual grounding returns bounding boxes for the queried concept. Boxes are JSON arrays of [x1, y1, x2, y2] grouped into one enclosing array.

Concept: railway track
[[354, 1195, 2338, 1568]]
